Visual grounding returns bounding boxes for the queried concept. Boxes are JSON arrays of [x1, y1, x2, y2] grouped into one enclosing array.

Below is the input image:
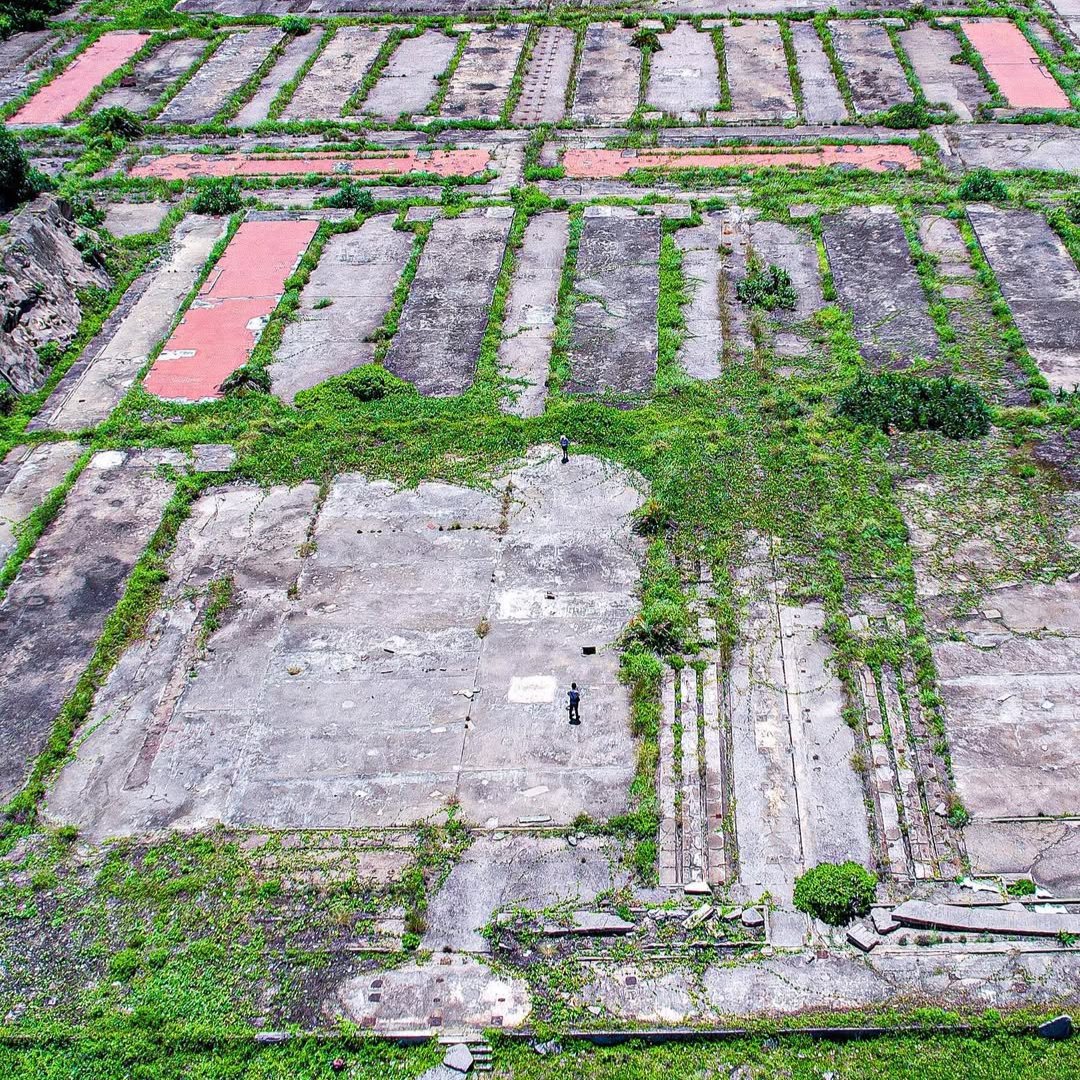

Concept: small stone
[[492, 831, 507, 841], [533, 1039, 562, 1057], [982, 607, 1002, 620], [723, 907, 744, 922], [740, 908, 765, 929], [933, 802, 948, 818], [684, 879, 712, 896], [587, 1005, 602, 1016], [254, 1031, 291, 1044], [871, 908, 900, 935], [847, 923, 879, 953], [1038, 1015, 1073, 1040], [443, 1043, 473, 1072], [683, 904, 714, 931], [567, 834, 578, 847]]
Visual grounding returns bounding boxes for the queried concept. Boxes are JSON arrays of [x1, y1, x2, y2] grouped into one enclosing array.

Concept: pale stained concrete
[[497, 210, 568, 417], [647, 23, 721, 119], [102, 200, 171, 238], [269, 215, 413, 402], [0, 441, 82, 565], [674, 213, 724, 380], [45, 449, 643, 838], [236, 30, 323, 125], [0, 451, 174, 803], [723, 20, 796, 120], [572, 24, 640, 124], [790, 21, 847, 124], [360, 30, 456, 121], [35, 215, 228, 432], [423, 834, 630, 953], [440, 25, 528, 121], [943, 123, 1080, 173], [511, 25, 574, 126], [897, 23, 987, 121], [282, 27, 387, 120], [92, 37, 206, 115], [829, 20, 913, 115]]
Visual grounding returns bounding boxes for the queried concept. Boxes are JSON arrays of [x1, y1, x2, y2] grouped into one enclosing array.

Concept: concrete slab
[[791, 21, 846, 124], [45, 450, 642, 836], [723, 20, 796, 120], [440, 25, 527, 121], [498, 210, 568, 417], [361, 31, 456, 121], [145, 218, 318, 401], [945, 124, 1080, 172], [102, 200, 171, 237], [963, 19, 1070, 109], [93, 37, 205, 116], [129, 149, 489, 180], [0, 451, 173, 803], [822, 205, 939, 369], [898, 23, 987, 121], [336, 956, 531, 1033], [384, 207, 512, 396], [750, 218, 823, 326], [270, 215, 412, 402], [674, 213, 723, 380], [0, 442, 82, 565], [423, 834, 628, 952], [567, 207, 659, 397], [967, 205, 1080, 392], [894, 899, 1080, 938], [512, 25, 574, 126], [235, 30, 323, 126], [39, 215, 227, 430], [966, 819, 1080, 892], [647, 24, 720, 119], [11, 32, 147, 124], [572, 24, 640, 124], [829, 21, 912, 115], [282, 27, 387, 120], [158, 29, 283, 124], [561, 144, 920, 177]]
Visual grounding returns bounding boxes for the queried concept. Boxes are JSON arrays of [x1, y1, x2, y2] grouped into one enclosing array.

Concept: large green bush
[[793, 861, 877, 926], [836, 371, 992, 440], [957, 167, 1008, 202], [0, 126, 47, 211], [191, 178, 245, 215], [736, 262, 797, 310]]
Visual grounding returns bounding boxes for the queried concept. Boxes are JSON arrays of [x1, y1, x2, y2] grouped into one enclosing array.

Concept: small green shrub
[[219, 365, 271, 395], [324, 181, 374, 212], [1006, 878, 1036, 897], [280, 15, 311, 35], [1065, 191, 1080, 224], [793, 862, 877, 926], [0, 126, 46, 210], [880, 101, 933, 129], [191, 177, 245, 215], [630, 28, 662, 51], [947, 802, 971, 828], [85, 106, 143, 139], [957, 167, 1008, 202], [108, 948, 140, 981], [329, 363, 414, 402], [631, 498, 671, 536], [835, 372, 992, 440], [736, 263, 797, 310]]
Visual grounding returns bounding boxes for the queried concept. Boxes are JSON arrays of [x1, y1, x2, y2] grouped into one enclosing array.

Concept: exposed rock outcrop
[[0, 195, 109, 394]]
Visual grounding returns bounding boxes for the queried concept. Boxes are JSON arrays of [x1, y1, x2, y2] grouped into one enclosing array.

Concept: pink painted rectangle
[[128, 149, 490, 181], [10, 32, 147, 124], [962, 20, 1070, 109], [144, 218, 318, 401]]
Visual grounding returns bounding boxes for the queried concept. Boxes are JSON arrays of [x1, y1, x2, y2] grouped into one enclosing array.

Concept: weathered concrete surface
[[270, 215, 412, 402], [0, 451, 172, 803], [568, 207, 659, 397], [93, 37, 204, 115], [724, 20, 796, 120], [385, 207, 512, 396], [967, 205, 1080, 392], [1046, 0, 1080, 44], [0, 442, 81, 565], [944, 124, 1080, 172], [512, 25, 574, 125], [158, 29, 283, 124], [963, 19, 1070, 109], [361, 31, 456, 121], [751, 218, 823, 326], [965, 820, 1080, 890], [497, 211, 567, 417], [933, 580, 1080, 821], [791, 21, 846, 123], [145, 217, 318, 401], [102, 200, 171, 238], [37, 215, 226, 431], [894, 899, 1080, 938], [235, 31, 322, 125], [441, 25, 527, 121], [898, 23, 987, 121], [45, 449, 641, 836], [675, 213, 723, 380], [0, 195, 110, 395], [830, 20, 912, 115], [423, 834, 628, 952], [647, 24, 720, 118], [11, 32, 146, 124], [282, 27, 386, 120], [572, 24, 640, 124], [336, 956, 531, 1033], [822, 205, 939, 369]]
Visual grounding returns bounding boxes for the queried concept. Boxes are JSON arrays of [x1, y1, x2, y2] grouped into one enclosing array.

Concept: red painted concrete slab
[[10, 32, 146, 124], [144, 218, 318, 401], [962, 20, 1070, 109], [563, 144, 921, 178], [129, 149, 491, 181]]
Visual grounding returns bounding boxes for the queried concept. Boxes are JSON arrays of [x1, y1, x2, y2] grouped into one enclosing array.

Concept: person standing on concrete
[[567, 683, 581, 725], [560, 434, 570, 464]]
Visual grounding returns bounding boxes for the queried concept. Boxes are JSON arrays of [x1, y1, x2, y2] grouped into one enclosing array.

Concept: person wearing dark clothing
[[568, 683, 581, 725], [560, 434, 570, 464]]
